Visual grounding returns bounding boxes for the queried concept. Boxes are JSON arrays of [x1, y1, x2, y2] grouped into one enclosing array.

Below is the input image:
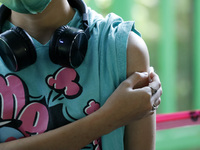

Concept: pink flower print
[[84, 100, 102, 150], [84, 100, 100, 115], [46, 67, 82, 99]]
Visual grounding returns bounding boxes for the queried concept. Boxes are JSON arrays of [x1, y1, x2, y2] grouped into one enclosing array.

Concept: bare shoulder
[[127, 31, 150, 76]]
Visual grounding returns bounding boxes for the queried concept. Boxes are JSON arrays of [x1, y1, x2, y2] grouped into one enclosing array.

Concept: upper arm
[[126, 31, 149, 77], [124, 31, 156, 150]]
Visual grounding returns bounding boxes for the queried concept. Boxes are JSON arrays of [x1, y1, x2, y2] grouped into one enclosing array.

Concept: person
[[0, 0, 162, 149]]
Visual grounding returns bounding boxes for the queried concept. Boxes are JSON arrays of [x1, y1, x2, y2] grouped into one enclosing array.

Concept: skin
[[0, 0, 162, 149], [9, 0, 76, 44], [125, 32, 158, 150]]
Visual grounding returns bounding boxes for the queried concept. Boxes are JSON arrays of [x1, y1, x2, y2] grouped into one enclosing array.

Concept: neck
[[10, 0, 75, 44]]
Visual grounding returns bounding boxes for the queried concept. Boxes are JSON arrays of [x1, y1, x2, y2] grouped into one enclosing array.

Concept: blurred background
[[84, 0, 200, 149], [0, 0, 199, 149]]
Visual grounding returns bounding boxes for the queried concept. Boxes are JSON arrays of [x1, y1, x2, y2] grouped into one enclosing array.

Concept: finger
[[149, 73, 161, 92], [150, 87, 162, 106], [151, 98, 160, 111], [142, 86, 152, 96], [152, 97, 161, 111], [135, 86, 158, 114], [149, 72, 161, 85], [153, 98, 161, 108], [148, 67, 154, 75], [125, 72, 148, 88], [148, 67, 154, 81]]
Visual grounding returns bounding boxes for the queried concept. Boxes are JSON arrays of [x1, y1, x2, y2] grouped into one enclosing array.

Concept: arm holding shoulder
[[0, 32, 155, 150], [124, 31, 156, 150]]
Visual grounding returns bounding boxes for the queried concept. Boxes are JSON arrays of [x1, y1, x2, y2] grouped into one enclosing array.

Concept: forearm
[[0, 72, 159, 150], [0, 108, 116, 150], [124, 113, 156, 150], [0, 73, 160, 150]]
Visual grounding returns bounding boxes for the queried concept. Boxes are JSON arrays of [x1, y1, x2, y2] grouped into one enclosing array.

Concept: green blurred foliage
[[0, 1, 198, 149]]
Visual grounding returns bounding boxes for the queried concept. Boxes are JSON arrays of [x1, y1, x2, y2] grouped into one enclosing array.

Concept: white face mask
[[0, 0, 52, 14]]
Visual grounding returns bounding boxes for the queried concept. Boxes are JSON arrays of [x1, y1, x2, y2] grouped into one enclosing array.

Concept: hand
[[101, 71, 162, 128], [148, 67, 162, 110]]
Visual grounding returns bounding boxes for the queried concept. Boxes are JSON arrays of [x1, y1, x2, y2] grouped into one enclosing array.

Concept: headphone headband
[[68, 0, 90, 39]]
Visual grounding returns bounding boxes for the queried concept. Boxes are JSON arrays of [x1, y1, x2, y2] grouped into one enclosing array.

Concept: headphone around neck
[[0, 0, 90, 72]]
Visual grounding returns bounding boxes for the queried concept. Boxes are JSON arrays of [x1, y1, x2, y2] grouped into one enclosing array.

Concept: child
[[0, 0, 162, 149]]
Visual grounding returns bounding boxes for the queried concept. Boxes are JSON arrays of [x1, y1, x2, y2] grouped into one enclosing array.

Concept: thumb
[[125, 72, 148, 88]]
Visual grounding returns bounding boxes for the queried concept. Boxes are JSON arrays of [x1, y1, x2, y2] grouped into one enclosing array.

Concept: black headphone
[[0, 0, 90, 72]]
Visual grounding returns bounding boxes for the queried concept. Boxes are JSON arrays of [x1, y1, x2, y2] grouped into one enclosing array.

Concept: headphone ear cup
[[49, 25, 88, 68], [0, 26, 36, 71]]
